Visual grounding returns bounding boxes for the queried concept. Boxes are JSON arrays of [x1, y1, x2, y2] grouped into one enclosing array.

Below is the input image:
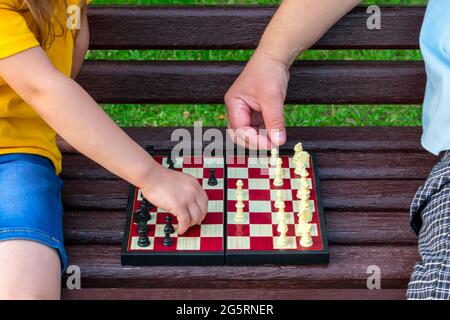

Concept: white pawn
[[277, 202, 289, 248], [278, 230, 288, 248], [274, 190, 284, 209], [234, 180, 245, 223], [269, 148, 278, 166], [299, 223, 313, 248], [273, 158, 284, 187], [276, 202, 287, 229]]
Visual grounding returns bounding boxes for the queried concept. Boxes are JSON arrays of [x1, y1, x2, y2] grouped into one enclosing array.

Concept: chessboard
[[121, 145, 329, 266]]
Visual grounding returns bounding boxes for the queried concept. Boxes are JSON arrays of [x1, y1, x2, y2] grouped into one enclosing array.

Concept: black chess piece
[[208, 168, 218, 186], [162, 230, 174, 246], [145, 145, 155, 155], [164, 215, 175, 234], [134, 197, 152, 248], [167, 157, 175, 170]]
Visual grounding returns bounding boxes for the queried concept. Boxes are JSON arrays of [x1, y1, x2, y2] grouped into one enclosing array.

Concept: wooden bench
[[61, 5, 434, 300]]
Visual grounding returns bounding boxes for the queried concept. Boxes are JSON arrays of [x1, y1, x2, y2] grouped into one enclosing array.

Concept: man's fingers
[[261, 97, 286, 146]]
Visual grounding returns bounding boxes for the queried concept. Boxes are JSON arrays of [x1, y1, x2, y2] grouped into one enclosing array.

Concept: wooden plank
[[62, 151, 436, 181], [62, 179, 422, 211], [62, 288, 406, 300], [60, 127, 425, 154], [64, 244, 419, 289], [88, 6, 423, 50], [77, 60, 426, 104], [63, 210, 417, 246]]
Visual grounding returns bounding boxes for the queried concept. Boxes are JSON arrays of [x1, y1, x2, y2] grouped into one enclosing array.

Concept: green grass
[[89, 0, 427, 127]]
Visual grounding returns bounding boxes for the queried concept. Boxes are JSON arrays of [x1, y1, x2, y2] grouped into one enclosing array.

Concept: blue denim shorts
[[0, 153, 68, 272]]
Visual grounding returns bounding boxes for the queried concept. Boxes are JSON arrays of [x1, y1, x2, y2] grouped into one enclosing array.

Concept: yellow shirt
[[0, 0, 90, 174]]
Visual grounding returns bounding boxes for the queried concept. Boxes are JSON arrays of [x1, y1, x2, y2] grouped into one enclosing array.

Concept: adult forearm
[[256, 0, 362, 66], [27, 72, 157, 188]]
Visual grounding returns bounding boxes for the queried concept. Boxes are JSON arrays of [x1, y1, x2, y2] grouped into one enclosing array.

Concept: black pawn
[[167, 157, 175, 170], [208, 168, 218, 186], [164, 215, 175, 234], [162, 230, 174, 246]]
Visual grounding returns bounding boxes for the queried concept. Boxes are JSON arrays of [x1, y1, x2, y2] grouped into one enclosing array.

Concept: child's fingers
[[196, 196, 208, 219], [188, 202, 203, 226], [175, 208, 191, 235]]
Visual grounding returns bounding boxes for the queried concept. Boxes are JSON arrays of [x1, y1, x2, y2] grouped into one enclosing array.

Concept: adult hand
[[225, 52, 290, 150]]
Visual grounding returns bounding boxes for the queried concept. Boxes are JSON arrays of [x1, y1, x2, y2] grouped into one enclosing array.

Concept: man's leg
[[0, 240, 61, 300], [407, 153, 450, 300]]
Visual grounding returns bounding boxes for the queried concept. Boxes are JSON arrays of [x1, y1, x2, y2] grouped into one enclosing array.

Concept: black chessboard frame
[[121, 146, 329, 266]]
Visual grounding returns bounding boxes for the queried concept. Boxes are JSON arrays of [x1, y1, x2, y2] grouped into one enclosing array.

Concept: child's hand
[[225, 52, 290, 150], [140, 165, 208, 235]]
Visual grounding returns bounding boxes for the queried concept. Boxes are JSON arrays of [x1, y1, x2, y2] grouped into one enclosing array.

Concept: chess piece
[[296, 168, 310, 198], [162, 230, 174, 246], [164, 215, 175, 234], [234, 180, 245, 223], [274, 190, 284, 209], [134, 197, 152, 247], [208, 168, 218, 186], [273, 158, 284, 187], [299, 223, 313, 248], [236, 179, 244, 193], [277, 205, 288, 248], [167, 157, 175, 170], [296, 187, 310, 200], [269, 148, 278, 166], [299, 193, 312, 223], [276, 203, 288, 234], [292, 143, 303, 165]]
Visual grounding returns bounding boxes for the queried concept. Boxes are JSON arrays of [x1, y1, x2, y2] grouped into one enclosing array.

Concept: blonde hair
[[19, 0, 87, 49]]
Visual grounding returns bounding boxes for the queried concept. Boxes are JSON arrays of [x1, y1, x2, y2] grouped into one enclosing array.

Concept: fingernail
[[271, 130, 285, 145]]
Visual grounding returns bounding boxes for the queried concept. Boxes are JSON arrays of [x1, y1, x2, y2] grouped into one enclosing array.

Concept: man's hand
[[140, 165, 209, 235], [225, 52, 290, 150]]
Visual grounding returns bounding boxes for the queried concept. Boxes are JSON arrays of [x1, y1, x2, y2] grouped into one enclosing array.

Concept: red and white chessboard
[[226, 155, 325, 264], [122, 156, 226, 265], [121, 150, 328, 266]]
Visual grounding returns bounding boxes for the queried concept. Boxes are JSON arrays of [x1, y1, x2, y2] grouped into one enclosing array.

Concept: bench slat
[[88, 6, 423, 50], [61, 178, 421, 211], [77, 61, 425, 104], [65, 244, 418, 289], [62, 151, 435, 181], [62, 288, 407, 300], [61, 127, 425, 153], [63, 210, 416, 246]]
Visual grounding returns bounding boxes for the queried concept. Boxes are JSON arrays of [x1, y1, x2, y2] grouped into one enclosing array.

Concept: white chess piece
[[274, 190, 284, 209], [292, 143, 303, 165], [270, 148, 278, 166], [273, 158, 284, 187], [234, 180, 245, 223], [299, 223, 313, 248]]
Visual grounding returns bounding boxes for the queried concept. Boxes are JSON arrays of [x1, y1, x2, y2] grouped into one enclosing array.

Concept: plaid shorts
[[407, 151, 450, 300]]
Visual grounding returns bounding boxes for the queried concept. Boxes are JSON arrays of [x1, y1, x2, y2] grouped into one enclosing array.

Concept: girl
[[0, 0, 208, 299]]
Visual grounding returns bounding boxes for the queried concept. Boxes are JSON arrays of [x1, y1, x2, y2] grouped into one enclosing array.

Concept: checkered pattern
[[407, 151, 450, 300], [226, 155, 324, 252], [128, 156, 225, 252]]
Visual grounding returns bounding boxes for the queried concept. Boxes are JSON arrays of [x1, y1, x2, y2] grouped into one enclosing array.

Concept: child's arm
[[71, 7, 89, 79], [58, 8, 90, 153], [0, 47, 207, 235], [225, 0, 362, 149]]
